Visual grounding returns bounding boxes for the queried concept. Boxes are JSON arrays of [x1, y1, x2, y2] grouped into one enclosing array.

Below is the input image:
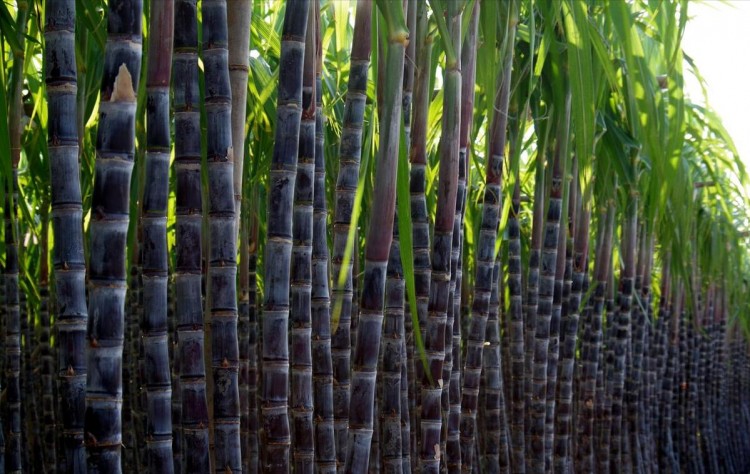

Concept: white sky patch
[[682, 1, 750, 170]]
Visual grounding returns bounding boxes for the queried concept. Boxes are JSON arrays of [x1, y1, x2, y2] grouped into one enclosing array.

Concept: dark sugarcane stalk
[[596, 256, 617, 473], [401, 3, 417, 472], [544, 117, 572, 472], [22, 267, 40, 472], [507, 179, 527, 473], [173, 0, 211, 469], [290, 8, 317, 471], [640, 240, 656, 471], [140, 1, 175, 469], [232, 0, 251, 460], [169, 277, 182, 474], [311, 17, 336, 470], [239, 211, 250, 473], [523, 139, 546, 470], [350, 239, 360, 360], [626, 227, 649, 473], [228, 0, 251, 239], [126, 236, 145, 471], [84, 0, 142, 470], [4, 183, 22, 474], [445, 4, 479, 472], [686, 320, 703, 472], [643, 286, 658, 473], [344, 2, 407, 469], [408, 0, 432, 438], [370, 397, 381, 473], [650, 266, 671, 471], [459, 8, 514, 470], [483, 259, 511, 473], [44, 0, 88, 470], [608, 186, 638, 471], [656, 263, 678, 473], [419, 2, 461, 472], [442, 14, 478, 449], [248, 215, 260, 474], [5, 3, 30, 472], [528, 95, 570, 474], [553, 171, 589, 473], [330, 1, 371, 465], [401, 329, 413, 474], [674, 306, 687, 467], [574, 200, 615, 472], [202, 0, 241, 469], [134, 187, 149, 473], [261, 1, 309, 470], [39, 219, 58, 473], [380, 209, 405, 473]]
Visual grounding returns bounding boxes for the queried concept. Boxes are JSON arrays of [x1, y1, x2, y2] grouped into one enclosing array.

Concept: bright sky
[[682, 1, 750, 170]]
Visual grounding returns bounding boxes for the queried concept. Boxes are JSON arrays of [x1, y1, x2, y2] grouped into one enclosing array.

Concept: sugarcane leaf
[[427, 0, 457, 66], [0, 2, 22, 54], [563, 0, 595, 177], [333, 0, 351, 55]]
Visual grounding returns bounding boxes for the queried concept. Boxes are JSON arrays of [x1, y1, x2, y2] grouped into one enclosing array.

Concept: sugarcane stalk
[[202, 0, 242, 469], [553, 169, 589, 472], [607, 180, 638, 471], [311, 5, 337, 468], [483, 258, 511, 474], [44, 0, 88, 470], [173, 0, 211, 469], [247, 212, 260, 474], [84, 0, 143, 470], [544, 107, 572, 471], [408, 2, 432, 456], [290, 6, 317, 471], [38, 212, 58, 473], [261, 1, 309, 470], [419, 2, 461, 471], [228, 0, 252, 239], [4, 179, 22, 474], [344, 1, 408, 469], [523, 135, 546, 473], [401, 3, 417, 472], [445, 4, 479, 471], [459, 6, 514, 469], [330, 0, 372, 466], [575, 200, 615, 472], [380, 207, 405, 473], [140, 1, 175, 469]]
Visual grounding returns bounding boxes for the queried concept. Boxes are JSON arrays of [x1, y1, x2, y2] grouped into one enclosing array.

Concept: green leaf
[[427, 0, 457, 66], [563, 0, 595, 173]]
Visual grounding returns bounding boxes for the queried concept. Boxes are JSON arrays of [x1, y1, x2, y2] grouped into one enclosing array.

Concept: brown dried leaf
[[110, 64, 136, 102]]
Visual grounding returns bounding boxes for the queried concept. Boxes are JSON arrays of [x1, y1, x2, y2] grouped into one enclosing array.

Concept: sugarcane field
[[1, 0, 750, 472]]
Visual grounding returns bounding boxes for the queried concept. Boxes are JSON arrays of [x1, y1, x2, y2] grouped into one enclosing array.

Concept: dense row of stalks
[[1, 0, 750, 473]]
